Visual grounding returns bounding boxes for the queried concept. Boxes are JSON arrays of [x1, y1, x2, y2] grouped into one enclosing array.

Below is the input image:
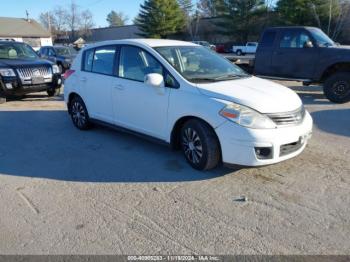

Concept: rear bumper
[[216, 111, 313, 166], [0, 74, 62, 97]]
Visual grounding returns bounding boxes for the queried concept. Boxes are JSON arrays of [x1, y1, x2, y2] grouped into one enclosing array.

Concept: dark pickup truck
[[252, 26, 350, 103]]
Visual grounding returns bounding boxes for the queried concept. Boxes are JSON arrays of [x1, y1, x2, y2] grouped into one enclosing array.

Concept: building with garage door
[[0, 17, 52, 50]]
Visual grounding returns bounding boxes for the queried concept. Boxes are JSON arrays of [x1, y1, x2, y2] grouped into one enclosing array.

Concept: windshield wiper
[[188, 77, 218, 82], [214, 73, 248, 81]]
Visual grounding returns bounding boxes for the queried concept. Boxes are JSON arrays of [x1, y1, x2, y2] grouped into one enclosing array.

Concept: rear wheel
[[181, 119, 221, 170], [236, 50, 243, 56], [69, 96, 91, 130], [58, 64, 63, 74], [324, 72, 350, 103]]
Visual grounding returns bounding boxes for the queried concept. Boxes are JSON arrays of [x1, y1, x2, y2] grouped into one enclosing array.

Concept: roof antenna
[[26, 10, 30, 22]]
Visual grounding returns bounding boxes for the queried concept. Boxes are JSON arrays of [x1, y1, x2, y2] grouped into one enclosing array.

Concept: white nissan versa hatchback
[[64, 39, 313, 170]]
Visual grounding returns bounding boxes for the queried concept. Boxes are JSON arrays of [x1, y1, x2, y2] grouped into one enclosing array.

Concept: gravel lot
[[0, 82, 349, 255]]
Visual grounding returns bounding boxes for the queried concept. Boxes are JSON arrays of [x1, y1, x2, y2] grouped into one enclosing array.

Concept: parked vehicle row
[[0, 41, 62, 101], [232, 42, 258, 56], [250, 26, 350, 104], [64, 39, 313, 171], [192, 41, 216, 51], [38, 45, 77, 73]]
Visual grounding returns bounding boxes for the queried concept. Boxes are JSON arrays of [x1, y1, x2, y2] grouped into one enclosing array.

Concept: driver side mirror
[[144, 73, 164, 88], [304, 41, 314, 48]]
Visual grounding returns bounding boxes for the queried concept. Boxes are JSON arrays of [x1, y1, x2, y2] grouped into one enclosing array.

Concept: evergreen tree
[[178, 0, 194, 16], [135, 0, 186, 38], [106, 11, 129, 27], [276, 0, 341, 36], [214, 0, 266, 43], [197, 0, 225, 17]]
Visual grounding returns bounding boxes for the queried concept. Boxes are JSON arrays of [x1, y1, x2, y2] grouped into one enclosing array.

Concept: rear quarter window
[[92, 46, 116, 75], [260, 31, 277, 48], [83, 49, 94, 72]]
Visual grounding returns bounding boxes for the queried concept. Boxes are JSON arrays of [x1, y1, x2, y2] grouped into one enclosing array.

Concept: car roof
[[85, 39, 198, 49], [266, 26, 320, 31], [0, 40, 24, 44]]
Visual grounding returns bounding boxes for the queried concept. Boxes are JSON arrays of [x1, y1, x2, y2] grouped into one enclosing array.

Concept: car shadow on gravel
[[311, 108, 350, 137], [0, 110, 234, 183], [6, 94, 64, 102]]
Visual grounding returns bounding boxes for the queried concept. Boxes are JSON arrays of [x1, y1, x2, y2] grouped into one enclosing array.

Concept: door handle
[[114, 84, 125, 90]]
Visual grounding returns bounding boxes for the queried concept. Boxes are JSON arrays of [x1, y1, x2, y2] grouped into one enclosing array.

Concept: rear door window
[[92, 46, 117, 75]]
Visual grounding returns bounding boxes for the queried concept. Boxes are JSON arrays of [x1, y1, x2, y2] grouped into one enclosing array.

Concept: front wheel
[[236, 50, 243, 56], [181, 119, 221, 170], [324, 72, 350, 103], [47, 88, 61, 97]]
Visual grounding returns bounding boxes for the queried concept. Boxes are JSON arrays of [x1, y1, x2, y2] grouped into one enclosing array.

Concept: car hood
[[0, 59, 52, 67], [330, 45, 350, 50], [196, 76, 302, 113]]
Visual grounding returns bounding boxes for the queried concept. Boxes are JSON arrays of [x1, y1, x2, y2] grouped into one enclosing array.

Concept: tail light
[[64, 70, 75, 80]]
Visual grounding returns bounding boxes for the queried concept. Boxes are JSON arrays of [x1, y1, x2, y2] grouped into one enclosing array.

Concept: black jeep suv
[[0, 41, 62, 103]]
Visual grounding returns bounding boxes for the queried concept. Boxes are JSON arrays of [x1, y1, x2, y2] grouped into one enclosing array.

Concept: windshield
[[155, 46, 249, 83], [310, 28, 335, 47], [0, 42, 38, 60], [54, 47, 77, 56]]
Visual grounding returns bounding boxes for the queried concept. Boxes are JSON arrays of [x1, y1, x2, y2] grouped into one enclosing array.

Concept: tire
[[324, 72, 350, 103], [181, 119, 221, 170], [47, 88, 61, 97], [69, 96, 91, 130], [0, 97, 6, 104], [236, 50, 243, 56], [58, 64, 63, 74]]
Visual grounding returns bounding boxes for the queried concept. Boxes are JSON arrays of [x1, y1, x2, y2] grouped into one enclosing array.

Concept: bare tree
[[54, 6, 68, 33], [80, 10, 95, 36], [332, 0, 350, 40], [67, 1, 81, 40], [39, 11, 56, 32]]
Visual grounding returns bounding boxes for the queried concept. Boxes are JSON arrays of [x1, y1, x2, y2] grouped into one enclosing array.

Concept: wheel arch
[[170, 116, 221, 152], [67, 92, 81, 114], [321, 62, 350, 81]]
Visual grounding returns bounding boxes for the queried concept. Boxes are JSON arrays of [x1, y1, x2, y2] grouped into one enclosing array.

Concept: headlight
[[52, 65, 60, 74], [219, 103, 276, 129], [0, 68, 16, 77]]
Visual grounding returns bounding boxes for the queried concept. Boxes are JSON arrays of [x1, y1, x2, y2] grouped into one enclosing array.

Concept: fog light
[[5, 83, 13, 89], [255, 147, 273, 160]]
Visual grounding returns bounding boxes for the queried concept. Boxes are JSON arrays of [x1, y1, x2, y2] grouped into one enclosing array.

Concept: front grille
[[17, 66, 52, 78], [16, 66, 53, 85], [267, 106, 306, 126]]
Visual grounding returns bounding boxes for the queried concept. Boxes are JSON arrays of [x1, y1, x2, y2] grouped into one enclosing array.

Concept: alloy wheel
[[182, 127, 203, 164], [71, 101, 87, 128]]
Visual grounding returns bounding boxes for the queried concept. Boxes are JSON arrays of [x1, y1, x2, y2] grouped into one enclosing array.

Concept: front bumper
[[0, 74, 62, 97], [216, 111, 313, 166]]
